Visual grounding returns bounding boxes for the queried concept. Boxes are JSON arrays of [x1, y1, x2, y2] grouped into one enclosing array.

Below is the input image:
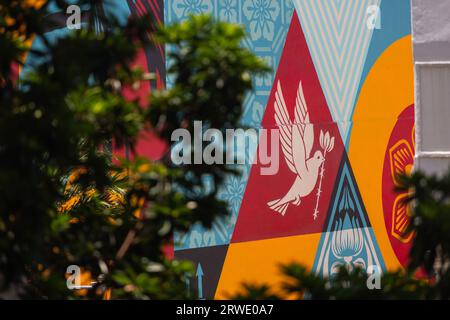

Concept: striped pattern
[[293, 0, 380, 144], [128, 0, 165, 89]]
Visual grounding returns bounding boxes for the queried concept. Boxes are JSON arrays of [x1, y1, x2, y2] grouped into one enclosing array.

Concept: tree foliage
[[0, 0, 268, 299]]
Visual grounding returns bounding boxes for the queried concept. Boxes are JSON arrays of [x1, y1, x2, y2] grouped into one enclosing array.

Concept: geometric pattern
[[162, 0, 413, 297], [313, 155, 385, 277], [167, 0, 295, 250], [293, 0, 380, 145], [231, 12, 344, 243]]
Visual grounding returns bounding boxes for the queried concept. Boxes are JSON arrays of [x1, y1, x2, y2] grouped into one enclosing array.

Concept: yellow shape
[[215, 233, 321, 299], [349, 35, 414, 270]]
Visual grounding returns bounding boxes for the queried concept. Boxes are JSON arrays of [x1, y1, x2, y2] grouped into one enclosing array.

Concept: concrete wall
[[412, 0, 450, 61], [412, 0, 450, 175]]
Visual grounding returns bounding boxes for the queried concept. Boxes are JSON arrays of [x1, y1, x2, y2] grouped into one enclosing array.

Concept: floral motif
[[173, 0, 213, 19], [284, 0, 294, 23], [389, 136, 415, 243], [329, 188, 367, 274], [168, 0, 292, 250], [243, 99, 264, 129], [314, 164, 384, 278], [391, 193, 414, 243], [220, 174, 246, 216], [188, 229, 217, 248], [174, 169, 249, 249], [243, 0, 280, 41], [382, 106, 415, 267], [330, 215, 366, 274], [255, 56, 273, 88], [219, 0, 238, 23]]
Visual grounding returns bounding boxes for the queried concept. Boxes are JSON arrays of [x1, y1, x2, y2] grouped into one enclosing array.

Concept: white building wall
[[412, 0, 450, 175]]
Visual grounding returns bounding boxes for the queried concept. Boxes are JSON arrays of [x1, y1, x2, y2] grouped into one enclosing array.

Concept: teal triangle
[[313, 153, 385, 277]]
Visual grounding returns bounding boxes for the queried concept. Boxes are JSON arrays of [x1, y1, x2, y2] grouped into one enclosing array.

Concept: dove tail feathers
[[267, 199, 289, 216]]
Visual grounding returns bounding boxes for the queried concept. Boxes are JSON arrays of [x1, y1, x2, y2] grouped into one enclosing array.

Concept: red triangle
[[231, 12, 345, 243]]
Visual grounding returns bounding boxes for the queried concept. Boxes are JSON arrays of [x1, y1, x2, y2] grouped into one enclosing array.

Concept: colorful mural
[[22, 0, 415, 299], [169, 0, 415, 299]]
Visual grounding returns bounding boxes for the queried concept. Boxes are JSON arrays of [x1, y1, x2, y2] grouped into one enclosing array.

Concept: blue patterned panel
[[167, 0, 294, 250]]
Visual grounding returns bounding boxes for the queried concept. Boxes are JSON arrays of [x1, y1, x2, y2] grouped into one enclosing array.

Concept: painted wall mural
[[169, 0, 415, 299], [22, 0, 415, 299]]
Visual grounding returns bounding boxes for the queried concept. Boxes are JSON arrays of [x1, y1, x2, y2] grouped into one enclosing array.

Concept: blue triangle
[[313, 154, 385, 277]]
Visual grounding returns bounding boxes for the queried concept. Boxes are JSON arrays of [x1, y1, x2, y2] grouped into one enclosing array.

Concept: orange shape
[[215, 233, 321, 299]]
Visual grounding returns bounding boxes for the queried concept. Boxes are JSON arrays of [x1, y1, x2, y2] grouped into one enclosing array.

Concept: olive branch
[[313, 130, 335, 220]]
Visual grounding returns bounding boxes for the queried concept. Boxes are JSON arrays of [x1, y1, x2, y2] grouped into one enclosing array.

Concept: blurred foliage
[[234, 169, 450, 300], [0, 0, 268, 299]]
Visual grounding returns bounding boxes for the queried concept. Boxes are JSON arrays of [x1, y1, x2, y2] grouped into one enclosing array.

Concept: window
[[415, 62, 450, 175]]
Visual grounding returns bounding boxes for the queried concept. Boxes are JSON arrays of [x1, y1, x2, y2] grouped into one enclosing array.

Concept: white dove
[[267, 80, 331, 216]]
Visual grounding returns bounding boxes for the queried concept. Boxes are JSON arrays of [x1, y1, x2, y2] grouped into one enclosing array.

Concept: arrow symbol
[[196, 263, 204, 299]]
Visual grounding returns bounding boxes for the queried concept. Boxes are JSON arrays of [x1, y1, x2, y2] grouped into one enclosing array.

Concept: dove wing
[[274, 80, 298, 174], [294, 81, 314, 159]]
